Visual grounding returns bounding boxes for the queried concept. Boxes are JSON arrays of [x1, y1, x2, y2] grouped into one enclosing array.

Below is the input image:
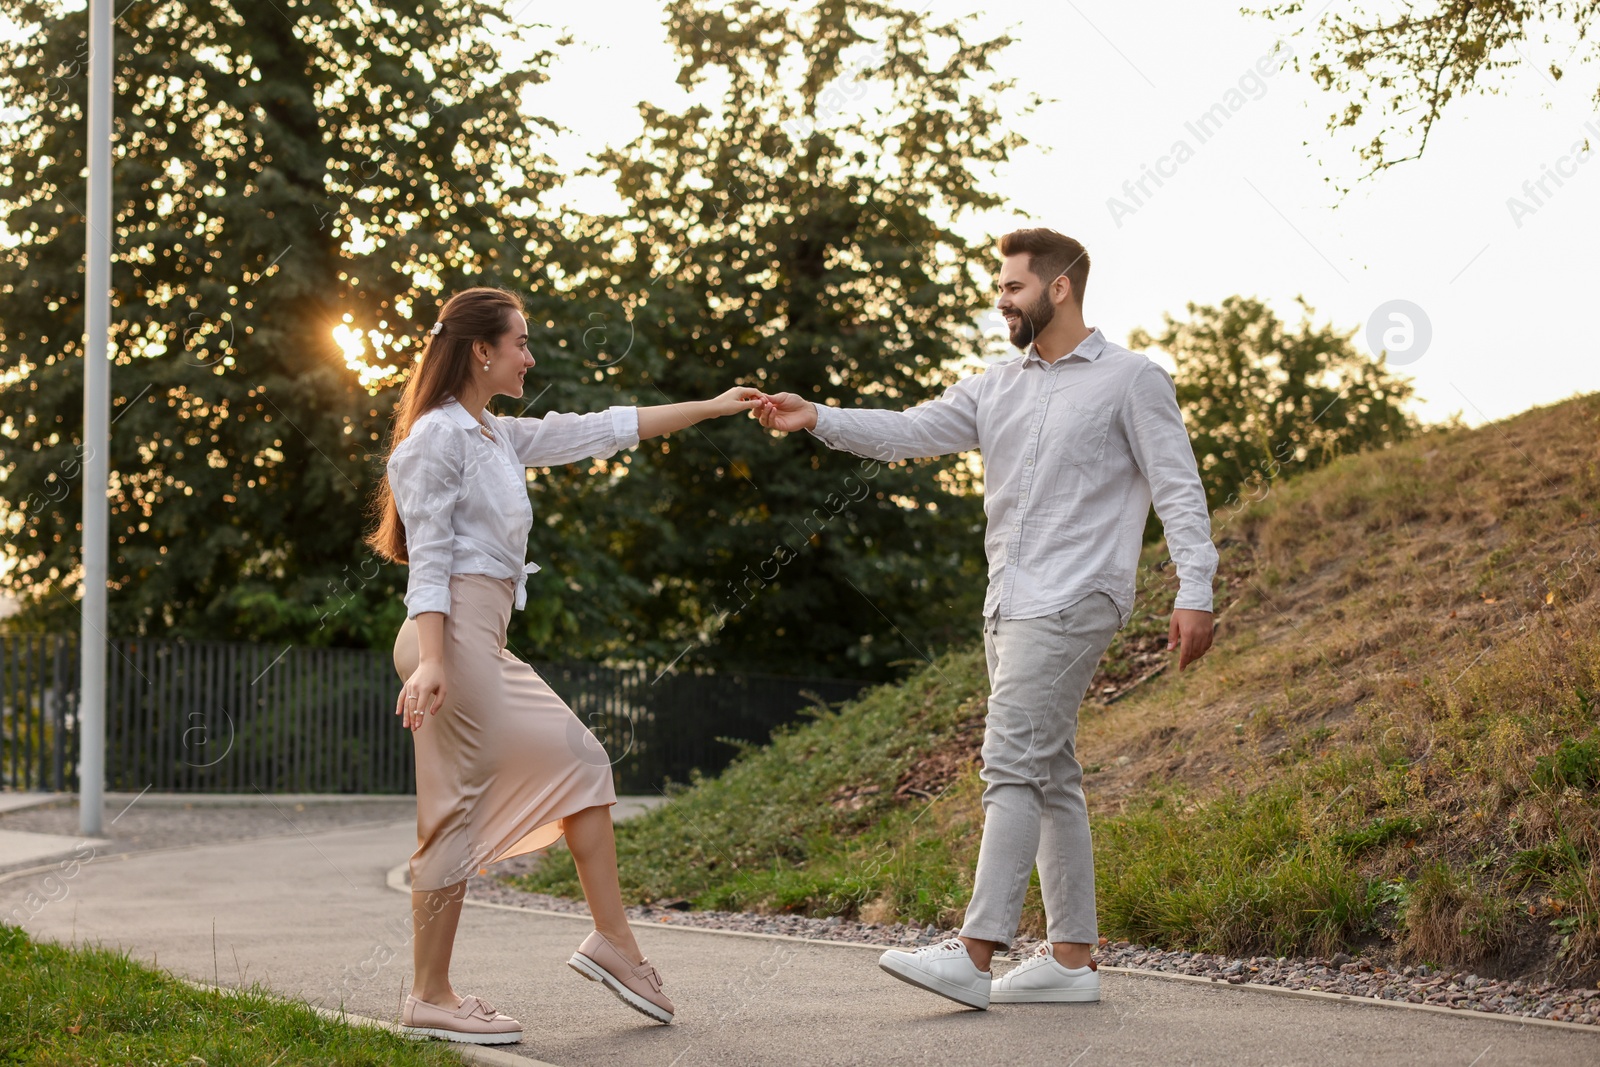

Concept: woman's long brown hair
[[365, 286, 526, 564]]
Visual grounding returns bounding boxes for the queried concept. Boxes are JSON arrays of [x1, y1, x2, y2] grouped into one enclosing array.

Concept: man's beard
[[1007, 291, 1055, 350]]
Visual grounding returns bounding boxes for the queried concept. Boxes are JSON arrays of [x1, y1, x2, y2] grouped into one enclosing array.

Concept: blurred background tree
[[0, 0, 1015, 681], [507, 0, 1025, 678], [0, 0, 609, 648], [1250, 0, 1599, 188], [1130, 294, 1420, 530]]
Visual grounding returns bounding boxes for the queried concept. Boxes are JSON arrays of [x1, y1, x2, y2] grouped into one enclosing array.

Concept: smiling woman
[[362, 284, 762, 1043]]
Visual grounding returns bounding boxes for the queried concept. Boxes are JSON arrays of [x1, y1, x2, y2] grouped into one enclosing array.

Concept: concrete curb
[[0, 792, 71, 815], [173, 976, 560, 1067], [0, 817, 418, 889], [4, 791, 418, 809], [384, 861, 1600, 1039]]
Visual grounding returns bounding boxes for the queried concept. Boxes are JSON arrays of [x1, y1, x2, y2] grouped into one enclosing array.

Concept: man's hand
[[1167, 608, 1214, 671], [753, 392, 818, 433]]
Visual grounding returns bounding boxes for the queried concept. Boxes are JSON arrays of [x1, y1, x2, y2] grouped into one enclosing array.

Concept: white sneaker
[[878, 938, 991, 1009], [990, 942, 1100, 1003]]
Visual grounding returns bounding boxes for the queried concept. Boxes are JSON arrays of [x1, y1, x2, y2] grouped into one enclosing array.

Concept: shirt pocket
[[1055, 401, 1114, 466]]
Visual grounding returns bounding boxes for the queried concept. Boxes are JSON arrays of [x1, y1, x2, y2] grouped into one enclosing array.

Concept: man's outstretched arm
[[755, 378, 981, 463]]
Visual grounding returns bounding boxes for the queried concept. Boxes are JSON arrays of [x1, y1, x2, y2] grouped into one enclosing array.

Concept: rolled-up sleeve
[[386, 424, 465, 618], [807, 374, 982, 463], [1122, 360, 1218, 612], [504, 405, 640, 467]]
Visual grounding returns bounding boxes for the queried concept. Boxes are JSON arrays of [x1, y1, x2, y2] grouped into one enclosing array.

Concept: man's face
[[996, 253, 1055, 350]]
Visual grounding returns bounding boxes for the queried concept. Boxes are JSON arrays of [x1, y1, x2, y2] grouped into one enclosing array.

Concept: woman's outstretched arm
[[502, 387, 764, 468], [637, 387, 764, 440]]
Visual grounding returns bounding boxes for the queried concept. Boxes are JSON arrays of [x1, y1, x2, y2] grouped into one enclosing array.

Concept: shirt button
[[1025, 458, 1033, 466]]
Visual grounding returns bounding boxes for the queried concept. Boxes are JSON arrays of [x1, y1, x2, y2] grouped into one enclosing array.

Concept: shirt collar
[[1025, 326, 1106, 366], [440, 395, 485, 431]]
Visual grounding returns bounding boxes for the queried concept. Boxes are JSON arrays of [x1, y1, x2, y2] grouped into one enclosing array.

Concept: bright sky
[[521, 0, 1600, 429]]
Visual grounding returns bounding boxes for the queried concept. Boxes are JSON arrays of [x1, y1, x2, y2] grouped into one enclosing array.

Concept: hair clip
[[429, 321, 444, 336]]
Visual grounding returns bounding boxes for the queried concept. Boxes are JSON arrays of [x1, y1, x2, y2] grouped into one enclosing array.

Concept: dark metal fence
[[0, 634, 869, 796]]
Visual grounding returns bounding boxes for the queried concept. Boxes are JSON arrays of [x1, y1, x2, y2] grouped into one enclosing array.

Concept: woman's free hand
[[396, 658, 448, 731]]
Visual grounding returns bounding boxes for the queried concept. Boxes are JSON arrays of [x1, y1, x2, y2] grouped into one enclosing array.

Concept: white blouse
[[386, 395, 641, 618]]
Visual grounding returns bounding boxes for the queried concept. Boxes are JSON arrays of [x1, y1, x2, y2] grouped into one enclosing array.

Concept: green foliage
[[0, 0, 581, 648], [0, 0, 1014, 681], [1532, 735, 1600, 792], [554, 0, 1017, 675], [1130, 294, 1419, 531], [1250, 1, 1588, 186]]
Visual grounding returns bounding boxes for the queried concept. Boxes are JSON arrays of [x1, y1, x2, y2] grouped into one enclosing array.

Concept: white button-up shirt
[[807, 327, 1217, 626], [386, 396, 641, 618]]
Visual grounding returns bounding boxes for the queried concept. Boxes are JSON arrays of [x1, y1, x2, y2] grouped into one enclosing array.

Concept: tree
[[0, 0, 590, 647], [529, 0, 1024, 678], [1129, 295, 1420, 526], [1251, 1, 1600, 185]]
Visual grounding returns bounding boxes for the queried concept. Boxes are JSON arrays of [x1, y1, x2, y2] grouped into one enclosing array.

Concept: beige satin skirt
[[392, 572, 617, 891]]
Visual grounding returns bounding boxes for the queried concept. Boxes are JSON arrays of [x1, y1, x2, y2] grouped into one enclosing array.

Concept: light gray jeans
[[959, 591, 1122, 947]]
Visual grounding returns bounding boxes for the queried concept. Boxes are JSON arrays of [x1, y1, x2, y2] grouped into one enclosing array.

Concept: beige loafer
[[568, 929, 675, 1023], [400, 992, 523, 1044]]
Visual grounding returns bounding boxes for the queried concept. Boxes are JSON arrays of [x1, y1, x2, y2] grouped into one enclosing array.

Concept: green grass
[[0, 923, 461, 1066], [521, 644, 992, 916], [1095, 785, 1376, 958], [1532, 731, 1600, 791]]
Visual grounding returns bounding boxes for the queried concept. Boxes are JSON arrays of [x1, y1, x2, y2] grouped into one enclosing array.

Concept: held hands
[[695, 387, 816, 432], [705, 386, 767, 418], [750, 392, 817, 433]]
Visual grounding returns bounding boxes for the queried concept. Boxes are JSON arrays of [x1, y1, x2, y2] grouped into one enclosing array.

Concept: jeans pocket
[[1055, 592, 1120, 634]]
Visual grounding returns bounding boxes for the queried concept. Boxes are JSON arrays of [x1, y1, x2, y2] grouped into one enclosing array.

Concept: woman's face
[[474, 311, 536, 399]]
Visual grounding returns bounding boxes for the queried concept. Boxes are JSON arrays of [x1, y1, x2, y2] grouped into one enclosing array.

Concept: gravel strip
[[467, 859, 1600, 1028], [1090, 944, 1600, 1027]]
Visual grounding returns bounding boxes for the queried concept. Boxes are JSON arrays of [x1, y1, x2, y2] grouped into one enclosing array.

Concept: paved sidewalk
[[1, 805, 1595, 1066]]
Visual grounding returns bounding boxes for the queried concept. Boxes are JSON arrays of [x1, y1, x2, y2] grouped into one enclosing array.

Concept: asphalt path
[[1, 799, 1594, 1066]]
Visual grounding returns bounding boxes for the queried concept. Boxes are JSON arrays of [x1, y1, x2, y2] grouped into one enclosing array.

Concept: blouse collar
[[440, 395, 489, 432]]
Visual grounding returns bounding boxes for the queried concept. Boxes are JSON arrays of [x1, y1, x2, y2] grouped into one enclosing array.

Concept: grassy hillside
[[514, 392, 1600, 982], [0, 924, 459, 1064]]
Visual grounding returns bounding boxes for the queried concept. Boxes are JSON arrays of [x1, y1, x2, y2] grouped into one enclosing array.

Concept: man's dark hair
[[998, 228, 1090, 308]]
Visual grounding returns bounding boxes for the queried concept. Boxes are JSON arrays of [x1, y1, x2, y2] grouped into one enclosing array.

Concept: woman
[[366, 285, 761, 1044]]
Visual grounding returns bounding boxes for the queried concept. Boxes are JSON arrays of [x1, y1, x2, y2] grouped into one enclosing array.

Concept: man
[[753, 227, 1217, 1009]]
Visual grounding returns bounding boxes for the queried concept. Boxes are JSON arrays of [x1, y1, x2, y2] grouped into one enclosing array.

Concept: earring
[[483, 360, 490, 371]]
